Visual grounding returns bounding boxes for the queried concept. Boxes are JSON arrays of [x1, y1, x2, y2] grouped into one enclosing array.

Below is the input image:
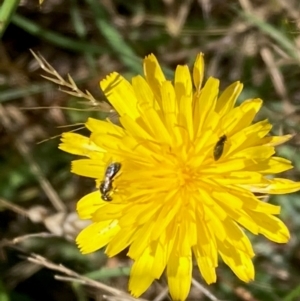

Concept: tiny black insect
[[213, 135, 227, 161], [100, 162, 121, 202]]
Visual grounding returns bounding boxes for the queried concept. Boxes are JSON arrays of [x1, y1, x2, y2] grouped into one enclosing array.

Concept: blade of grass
[[85, 266, 131, 280], [85, 0, 142, 73], [240, 11, 300, 62], [85, 0, 173, 77], [11, 13, 104, 55], [0, 0, 20, 39], [69, 0, 97, 74], [0, 279, 9, 301], [0, 82, 53, 103], [70, 0, 87, 38], [283, 285, 300, 301]]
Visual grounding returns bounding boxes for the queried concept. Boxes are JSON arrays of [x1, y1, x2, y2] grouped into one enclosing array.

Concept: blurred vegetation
[[1, 0, 300, 300]]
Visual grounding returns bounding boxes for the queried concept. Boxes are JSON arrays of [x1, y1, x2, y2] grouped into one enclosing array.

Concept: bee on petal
[[100, 162, 121, 201]]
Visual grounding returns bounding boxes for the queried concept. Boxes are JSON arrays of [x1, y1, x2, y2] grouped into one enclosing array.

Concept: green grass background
[[1, 0, 300, 300]]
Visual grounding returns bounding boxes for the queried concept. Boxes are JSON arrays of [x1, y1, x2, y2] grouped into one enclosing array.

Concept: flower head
[[59, 53, 300, 301]]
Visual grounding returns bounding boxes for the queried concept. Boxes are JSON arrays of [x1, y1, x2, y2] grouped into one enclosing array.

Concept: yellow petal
[[71, 159, 105, 178], [150, 234, 168, 279], [167, 253, 192, 301], [263, 134, 293, 146], [194, 77, 219, 137], [132, 75, 160, 111], [76, 220, 120, 254], [215, 81, 243, 116], [248, 212, 290, 242], [218, 240, 254, 282], [193, 245, 217, 284], [193, 52, 205, 93], [106, 226, 135, 256], [223, 218, 255, 256], [221, 98, 263, 135], [254, 178, 300, 194], [77, 191, 104, 219], [137, 101, 172, 144], [175, 64, 192, 101], [143, 53, 166, 104], [59, 132, 105, 157], [100, 72, 140, 119], [86, 117, 125, 136], [160, 81, 178, 132], [129, 247, 156, 297]]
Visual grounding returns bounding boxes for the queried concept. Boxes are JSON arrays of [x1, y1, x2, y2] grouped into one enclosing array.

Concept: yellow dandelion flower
[[59, 53, 300, 301]]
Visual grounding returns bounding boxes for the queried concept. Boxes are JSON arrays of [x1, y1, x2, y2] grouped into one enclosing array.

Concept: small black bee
[[100, 162, 121, 202], [213, 135, 227, 161]]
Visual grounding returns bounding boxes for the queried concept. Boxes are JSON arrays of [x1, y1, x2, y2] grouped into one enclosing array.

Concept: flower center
[[178, 164, 198, 191]]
